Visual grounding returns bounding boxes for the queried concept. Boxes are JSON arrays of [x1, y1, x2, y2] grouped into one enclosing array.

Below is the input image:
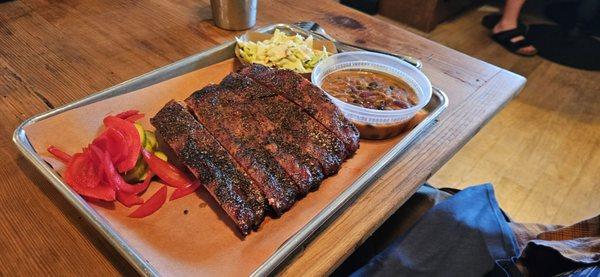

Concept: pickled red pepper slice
[[115, 109, 145, 123], [47, 146, 72, 164], [124, 113, 144, 123], [115, 110, 140, 119], [128, 186, 167, 218], [170, 181, 201, 201], [117, 190, 144, 207], [141, 149, 192, 188]]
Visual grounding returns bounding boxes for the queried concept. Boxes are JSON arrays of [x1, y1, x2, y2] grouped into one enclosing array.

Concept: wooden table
[[0, 0, 525, 275]]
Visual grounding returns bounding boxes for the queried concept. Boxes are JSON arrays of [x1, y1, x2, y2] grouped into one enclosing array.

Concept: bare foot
[[493, 22, 537, 56]]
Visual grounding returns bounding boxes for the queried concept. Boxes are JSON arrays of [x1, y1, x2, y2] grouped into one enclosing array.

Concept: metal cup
[[210, 0, 257, 30]]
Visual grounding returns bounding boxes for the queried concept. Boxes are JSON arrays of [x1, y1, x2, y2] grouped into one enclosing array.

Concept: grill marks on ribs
[[185, 85, 299, 215], [150, 101, 265, 235], [238, 64, 360, 154]]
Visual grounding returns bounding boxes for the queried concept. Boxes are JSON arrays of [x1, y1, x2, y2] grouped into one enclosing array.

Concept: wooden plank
[[0, 0, 525, 275], [0, 58, 134, 275], [426, 7, 600, 226]]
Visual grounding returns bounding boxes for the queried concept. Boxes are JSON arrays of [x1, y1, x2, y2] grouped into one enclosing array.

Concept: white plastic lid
[[312, 52, 432, 125]]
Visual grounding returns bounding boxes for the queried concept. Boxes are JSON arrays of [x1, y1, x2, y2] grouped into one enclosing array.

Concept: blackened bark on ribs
[[262, 135, 324, 193], [150, 100, 265, 235], [219, 74, 325, 193], [238, 64, 360, 155], [185, 86, 299, 215], [221, 73, 347, 176], [150, 67, 360, 235], [256, 96, 346, 176]]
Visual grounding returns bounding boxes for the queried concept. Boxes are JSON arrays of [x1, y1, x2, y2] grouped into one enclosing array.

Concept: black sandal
[[491, 28, 538, 56], [481, 13, 527, 33]]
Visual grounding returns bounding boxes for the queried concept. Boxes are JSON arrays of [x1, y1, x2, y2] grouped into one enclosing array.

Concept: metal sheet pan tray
[[13, 24, 448, 276]]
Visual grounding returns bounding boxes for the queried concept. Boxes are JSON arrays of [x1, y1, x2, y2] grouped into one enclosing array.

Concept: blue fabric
[[352, 184, 521, 277], [559, 265, 600, 276]]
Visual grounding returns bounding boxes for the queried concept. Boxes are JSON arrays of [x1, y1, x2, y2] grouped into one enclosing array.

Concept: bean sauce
[[321, 70, 418, 110]]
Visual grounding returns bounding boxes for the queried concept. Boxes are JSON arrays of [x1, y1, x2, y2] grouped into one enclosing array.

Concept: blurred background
[[343, 0, 599, 226]]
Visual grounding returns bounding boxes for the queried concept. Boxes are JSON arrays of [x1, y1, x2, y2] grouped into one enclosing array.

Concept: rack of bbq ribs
[[151, 64, 360, 235]]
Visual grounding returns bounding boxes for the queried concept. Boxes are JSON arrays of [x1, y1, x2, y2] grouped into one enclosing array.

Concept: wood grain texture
[[0, 0, 524, 275], [423, 7, 600, 226], [378, 0, 477, 31]]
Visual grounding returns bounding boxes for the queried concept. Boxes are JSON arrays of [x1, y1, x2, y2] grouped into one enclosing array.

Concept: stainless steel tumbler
[[210, 0, 257, 30]]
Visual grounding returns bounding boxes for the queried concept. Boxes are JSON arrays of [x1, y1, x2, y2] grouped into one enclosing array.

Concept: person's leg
[[332, 184, 452, 276], [493, 0, 537, 55], [496, 0, 526, 30]]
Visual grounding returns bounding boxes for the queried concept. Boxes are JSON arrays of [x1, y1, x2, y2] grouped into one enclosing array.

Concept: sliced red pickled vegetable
[[92, 133, 113, 164], [75, 185, 116, 202], [65, 150, 101, 188], [117, 190, 144, 207], [141, 149, 192, 188], [90, 145, 143, 194], [51, 110, 153, 204], [115, 110, 139, 119], [128, 186, 167, 218], [91, 132, 109, 149], [64, 152, 115, 201], [47, 145, 72, 164], [169, 181, 200, 201], [124, 113, 144, 123], [92, 127, 129, 165], [105, 127, 128, 164], [103, 116, 141, 173]]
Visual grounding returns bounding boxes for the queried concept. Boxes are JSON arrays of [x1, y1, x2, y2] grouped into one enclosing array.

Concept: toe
[[516, 45, 538, 56]]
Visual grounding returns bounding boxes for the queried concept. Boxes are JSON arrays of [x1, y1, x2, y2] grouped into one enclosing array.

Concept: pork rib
[[186, 85, 299, 215], [238, 64, 360, 154], [219, 74, 326, 193], [221, 73, 347, 176], [150, 100, 265, 235]]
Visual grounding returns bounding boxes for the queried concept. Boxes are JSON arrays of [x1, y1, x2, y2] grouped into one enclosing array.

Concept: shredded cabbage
[[236, 29, 329, 73]]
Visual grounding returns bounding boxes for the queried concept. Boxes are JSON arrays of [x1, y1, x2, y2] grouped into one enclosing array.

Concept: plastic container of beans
[[312, 51, 432, 139]]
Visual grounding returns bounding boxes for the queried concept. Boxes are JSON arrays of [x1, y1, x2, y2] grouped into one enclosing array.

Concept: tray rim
[[12, 23, 448, 276]]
